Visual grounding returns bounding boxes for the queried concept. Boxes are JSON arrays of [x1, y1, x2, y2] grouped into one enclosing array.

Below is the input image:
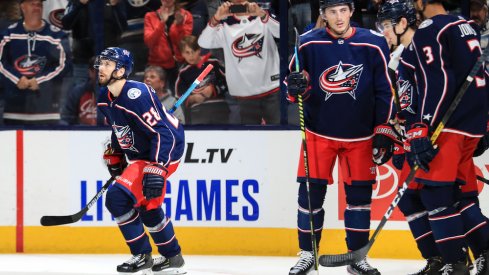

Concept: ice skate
[[475, 250, 489, 275], [117, 253, 153, 274], [438, 262, 470, 275], [152, 252, 186, 274], [289, 250, 315, 275], [407, 256, 443, 275], [347, 257, 380, 275]]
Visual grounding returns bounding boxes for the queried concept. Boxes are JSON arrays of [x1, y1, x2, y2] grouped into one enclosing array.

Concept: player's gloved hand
[[142, 163, 168, 200], [392, 143, 405, 170], [103, 145, 127, 177], [406, 123, 439, 172], [474, 132, 489, 157], [372, 123, 398, 165], [287, 72, 308, 100]]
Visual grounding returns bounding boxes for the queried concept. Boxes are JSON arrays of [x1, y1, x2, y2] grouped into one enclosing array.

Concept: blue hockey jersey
[[98, 80, 185, 166], [402, 15, 488, 136], [289, 27, 394, 140]]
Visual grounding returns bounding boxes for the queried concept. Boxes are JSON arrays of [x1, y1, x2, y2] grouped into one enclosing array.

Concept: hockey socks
[[398, 191, 440, 259], [115, 209, 152, 255], [297, 182, 326, 251], [458, 198, 489, 256], [428, 206, 466, 263], [142, 208, 181, 257], [405, 210, 441, 259], [344, 185, 373, 251]]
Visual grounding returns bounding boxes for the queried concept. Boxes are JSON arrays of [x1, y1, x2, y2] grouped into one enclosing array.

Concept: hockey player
[[377, 1, 445, 274], [286, 0, 394, 274], [95, 47, 185, 274], [394, 0, 489, 274]]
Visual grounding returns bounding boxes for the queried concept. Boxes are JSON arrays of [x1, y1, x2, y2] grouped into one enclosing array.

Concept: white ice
[[0, 254, 463, 275]]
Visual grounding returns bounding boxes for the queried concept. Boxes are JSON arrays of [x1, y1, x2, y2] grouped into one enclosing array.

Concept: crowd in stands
[[1, 0, 478, 127], [0, 0, 280, 126]]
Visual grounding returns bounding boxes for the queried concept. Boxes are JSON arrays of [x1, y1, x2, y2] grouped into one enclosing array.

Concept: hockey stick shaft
[[293, 27, 320, 274], [40, 177, 115, 226], [40, 66, 215, 226], [319, 43, 489, 267], [169, 64, 214, 114]]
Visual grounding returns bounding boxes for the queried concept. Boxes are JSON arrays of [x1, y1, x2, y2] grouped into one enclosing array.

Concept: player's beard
[[98, 73, 114, 87]]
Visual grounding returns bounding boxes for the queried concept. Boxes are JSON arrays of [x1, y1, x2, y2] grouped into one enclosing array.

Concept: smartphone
[[229, 4, 247, 13]]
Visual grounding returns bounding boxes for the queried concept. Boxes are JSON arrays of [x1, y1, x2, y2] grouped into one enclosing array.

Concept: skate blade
[[153, 268, 186, 275], [117, 268, 153, 275]]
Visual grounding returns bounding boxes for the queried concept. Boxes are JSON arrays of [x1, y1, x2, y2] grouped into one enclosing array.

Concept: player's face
[[181, 46, 201, 65], [144, 70, 165, 91], [378, 20, 397, 47], [97, 59, 117, 86], [323, 5, 353, 37]]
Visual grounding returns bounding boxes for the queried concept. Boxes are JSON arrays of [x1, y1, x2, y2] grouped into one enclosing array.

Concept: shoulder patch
[[370, 29, 384, 37], [418, 19, 433, 29], [127, 88, 142, 99]]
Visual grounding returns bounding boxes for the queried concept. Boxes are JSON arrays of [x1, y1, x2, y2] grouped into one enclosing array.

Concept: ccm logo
[[406, 129, 424, 139]]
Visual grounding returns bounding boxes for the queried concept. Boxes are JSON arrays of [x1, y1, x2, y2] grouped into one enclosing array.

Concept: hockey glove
[[142, 163, 168, 200], [392, 143, 405, 170], [103, 145, 127, 177], [474, 132, 489, 157], [406, 123, 439, 172], [372, 123, 398, 165], [287, 72, 308, 100]]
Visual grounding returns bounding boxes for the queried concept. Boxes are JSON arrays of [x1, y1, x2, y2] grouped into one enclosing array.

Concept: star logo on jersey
[[398, 79, 415, 114], [231, 33, 264, 61], [14, 55, 47, 77], [319, 61, 364, 101], [112, 124, 139, 153], [423, 113, 433, 121]]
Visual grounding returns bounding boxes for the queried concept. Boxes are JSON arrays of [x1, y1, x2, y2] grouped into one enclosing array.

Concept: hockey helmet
[[319, 0, 354, 10], [377, 0, 417, 29], [95, 47, 134, 78]]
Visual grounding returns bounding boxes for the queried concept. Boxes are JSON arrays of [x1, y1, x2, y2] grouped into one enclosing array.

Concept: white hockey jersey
[[198, 12, 280, 98]]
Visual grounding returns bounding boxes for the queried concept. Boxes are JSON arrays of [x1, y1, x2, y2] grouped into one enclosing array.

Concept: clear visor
[[376, 21, 396, 33], [93, 56, 114, 70]]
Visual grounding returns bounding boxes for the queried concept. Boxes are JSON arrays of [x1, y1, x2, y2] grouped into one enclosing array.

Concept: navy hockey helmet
[[320, 0, 354, 10], [377, 0, 417, 28], [95, 47, 134, 78]]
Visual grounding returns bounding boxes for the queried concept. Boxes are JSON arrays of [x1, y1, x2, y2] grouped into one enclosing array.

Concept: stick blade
[[319, 243, 371, 267], [40, 215, 77, 226]]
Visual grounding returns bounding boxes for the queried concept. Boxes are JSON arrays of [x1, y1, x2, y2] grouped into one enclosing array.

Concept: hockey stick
[[169, 64, 214, 114], [40, 64, 215, 227], [293, 27, 320, 274], [319, 44, 489, 267], [40, 177, 115, 226]]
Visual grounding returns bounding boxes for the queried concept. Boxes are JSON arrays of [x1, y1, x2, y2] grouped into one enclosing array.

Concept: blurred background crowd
[[0, 0, 479, 127]]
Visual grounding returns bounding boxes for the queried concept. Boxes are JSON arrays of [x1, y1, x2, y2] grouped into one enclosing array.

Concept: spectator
[[60, 56, 102, 126], [143, 66, 185, 124], [0, 0, 72, 125], [144, 0, 193, 94], [61, 0, 126, 87], [119, 0, 160, 76], [176, 35, 229, 124], [0, 0, 21, 125], [471, 0, 489, 49], [182, 0, 208, 36], [198, 0, 280, 125]]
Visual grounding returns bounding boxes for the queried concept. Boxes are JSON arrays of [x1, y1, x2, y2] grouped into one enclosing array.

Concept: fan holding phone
[[198, 1, 280, 125], [212, 1, 268, 21]]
